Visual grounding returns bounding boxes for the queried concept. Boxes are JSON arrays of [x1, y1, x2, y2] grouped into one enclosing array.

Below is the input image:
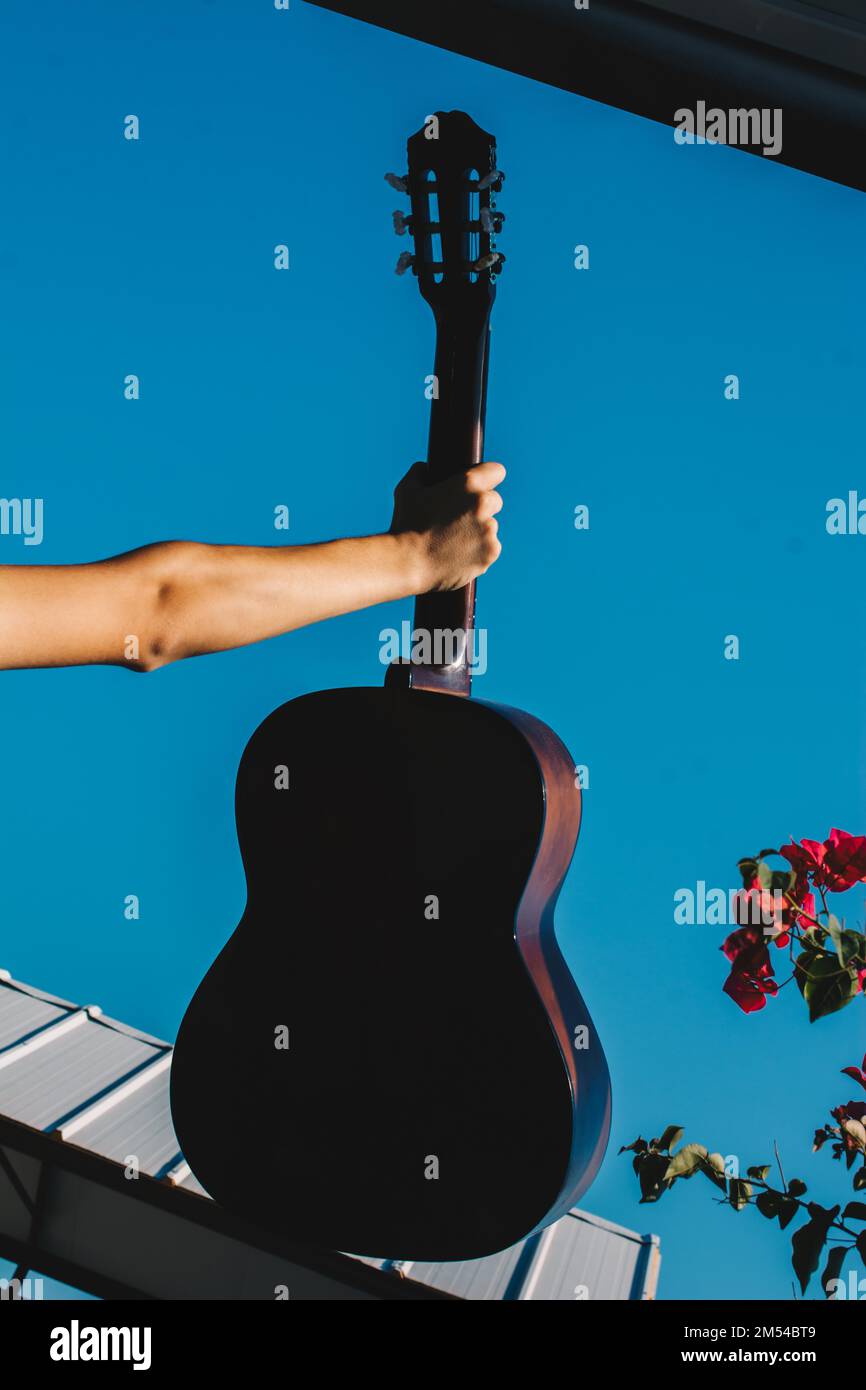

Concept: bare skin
[[0, 461, 504, 673]]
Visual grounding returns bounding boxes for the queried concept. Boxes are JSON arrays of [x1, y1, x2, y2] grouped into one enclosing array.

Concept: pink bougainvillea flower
[[780, 838, 827, 878], [841, 1054, 866, 1090], [732, 878, 805, 949], [831, 1102, 866, 1164], [722, 923, 762, 963], [723, 969, 777, 1013], [823, 828, 866, 891], [832, 1101, 866, 1125], [781, 829, 866, 893], [732, 887, 779, 930], [721, 925, 777, 1013]]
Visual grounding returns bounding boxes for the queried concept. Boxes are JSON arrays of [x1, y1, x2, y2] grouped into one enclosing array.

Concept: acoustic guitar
[[170, 112, 611, 1261]]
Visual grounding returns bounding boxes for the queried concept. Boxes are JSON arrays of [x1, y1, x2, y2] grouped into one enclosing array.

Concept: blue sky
[[1, 0, 865, 1301]]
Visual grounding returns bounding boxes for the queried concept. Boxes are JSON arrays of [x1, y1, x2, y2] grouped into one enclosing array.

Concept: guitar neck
[[410, 306, 493, 698]]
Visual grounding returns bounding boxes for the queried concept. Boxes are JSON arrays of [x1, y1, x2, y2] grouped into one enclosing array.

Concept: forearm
[[160, 534, 426, 665]]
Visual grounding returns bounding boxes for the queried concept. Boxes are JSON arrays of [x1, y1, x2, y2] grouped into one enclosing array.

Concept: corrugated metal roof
[[357, 1209, 660, 1300], [0, 971, 210, 1197], [0, 970, 659, 1298]]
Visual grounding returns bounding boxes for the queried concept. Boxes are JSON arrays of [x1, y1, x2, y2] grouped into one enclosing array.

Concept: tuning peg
[[480, 208, 505, 234], [395, 251, 415, 276], [392, 210, 412, 236], [473, 251, 504, 272], [478, 169, 505, 190], [385, 172, 409, 193]]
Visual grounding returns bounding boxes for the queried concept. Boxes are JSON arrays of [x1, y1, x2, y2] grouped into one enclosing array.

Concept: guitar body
[[170, 684, 611, 1259]]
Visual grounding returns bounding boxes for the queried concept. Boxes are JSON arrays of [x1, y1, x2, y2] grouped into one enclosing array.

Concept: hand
[[390, 460, 505, 593]]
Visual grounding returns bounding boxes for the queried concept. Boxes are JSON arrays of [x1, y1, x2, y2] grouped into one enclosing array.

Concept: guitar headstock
[[387, 111, 505, 310]]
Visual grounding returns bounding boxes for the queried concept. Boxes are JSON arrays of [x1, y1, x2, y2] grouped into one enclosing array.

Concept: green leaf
[[637, 1150, 672, 1203], [755, 1190, 782, 1220], [788, 1179, 807, 1198], [618, 1137, 648, 1155], [795, 951, 860, 1022], [656, 1125, 685, 1153], [729, 1178, 753, 1212], [821, 1245, 847, 1298], [801, 925, 826, 948], [700, 1153, 728, 1192], [754, 859, 794, 897], [841, 1202, 866, 1221], [843, 1119, 866, 1150], [795, 949, 819, 997], [853, 1168, 866, 1191], [756, 1188, 799, 1228], [827, 919, 865, 969], [791, 1203, 839, 1295], [778, 1198, 799, 1230], [664, 1143, 708, 1181], [747, 1165, 772, 1182], [844, 930, 866, 964]]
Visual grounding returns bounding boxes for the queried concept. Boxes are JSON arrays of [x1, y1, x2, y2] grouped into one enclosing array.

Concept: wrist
[[391, 529, 432, 596]]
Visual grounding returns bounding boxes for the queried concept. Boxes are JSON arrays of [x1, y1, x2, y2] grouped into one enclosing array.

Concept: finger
[[477, 490, 504, 520], [483, 534, 502, 568], [464, 461, 506, 492]]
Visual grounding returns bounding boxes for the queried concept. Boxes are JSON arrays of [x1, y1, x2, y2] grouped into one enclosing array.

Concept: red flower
[[824, 828, 866, 890], [723, 923, 761, 962], [842, 1054, 866, 1091], [832, 1102, 866, 1124], [780, 838, 827, 878], [781, 829, 866, 893], [831, 1102, 866, 1164], [722, 925, 777, 1013], [732, 887, 781, 932], [723, 971, 777, 1013]]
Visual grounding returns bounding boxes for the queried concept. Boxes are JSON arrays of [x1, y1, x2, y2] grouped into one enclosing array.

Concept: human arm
[[0, 461, 504, 672]]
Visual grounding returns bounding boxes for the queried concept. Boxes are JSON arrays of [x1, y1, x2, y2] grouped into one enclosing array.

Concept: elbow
[[124, 633, 176, 675], [128, 643, 173, 675], [137, 584, 178, 672], [125, 542, 201, 673]]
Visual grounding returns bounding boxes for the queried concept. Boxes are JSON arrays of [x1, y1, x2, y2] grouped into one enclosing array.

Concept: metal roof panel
[[0, 973, 660, 1298], [0, 985, 68, 1051]]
